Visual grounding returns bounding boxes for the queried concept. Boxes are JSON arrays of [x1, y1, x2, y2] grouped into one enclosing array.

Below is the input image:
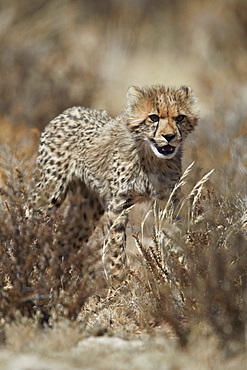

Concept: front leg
[[102, 206, 130, 286]]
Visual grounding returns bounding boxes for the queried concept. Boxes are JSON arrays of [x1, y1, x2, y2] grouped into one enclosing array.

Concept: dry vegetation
[[0, 0, 247, 368]]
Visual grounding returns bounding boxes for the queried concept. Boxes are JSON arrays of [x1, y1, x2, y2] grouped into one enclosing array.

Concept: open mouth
[[148, 139, 179, 158], [155, 143, 176, 156]]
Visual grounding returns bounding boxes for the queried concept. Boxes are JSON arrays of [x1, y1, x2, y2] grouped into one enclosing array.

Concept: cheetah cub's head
[[126, 85, 198, 159]]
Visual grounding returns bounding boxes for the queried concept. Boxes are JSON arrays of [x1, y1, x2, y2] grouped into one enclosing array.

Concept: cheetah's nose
[[163, 134, 176, 142]]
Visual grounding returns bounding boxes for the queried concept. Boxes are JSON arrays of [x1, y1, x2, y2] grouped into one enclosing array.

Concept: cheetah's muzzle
[[151, 140, 177, 157], [156, 144, 176, 156]]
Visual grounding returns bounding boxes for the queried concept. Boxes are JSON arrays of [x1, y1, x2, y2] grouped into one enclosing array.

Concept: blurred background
[[0, 2, 246, 357], [0, 0, 246, 193]]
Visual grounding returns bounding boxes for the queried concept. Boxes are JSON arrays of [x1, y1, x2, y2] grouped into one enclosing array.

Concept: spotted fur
[[30, 85, 198, 285]]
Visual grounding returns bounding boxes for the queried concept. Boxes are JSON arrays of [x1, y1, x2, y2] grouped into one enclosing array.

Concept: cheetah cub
[[31, 85, 198, 285]]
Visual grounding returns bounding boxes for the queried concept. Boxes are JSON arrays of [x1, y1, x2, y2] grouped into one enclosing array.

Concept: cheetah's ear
[[179, 85, 197, 103], [126, 86, 143, 106], [180, 85, 195, 98], [180, 86, 192, 97]]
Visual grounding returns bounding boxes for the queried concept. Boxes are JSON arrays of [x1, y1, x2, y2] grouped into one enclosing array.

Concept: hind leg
[[30, 148, 73, 213], [30, 149, 105, 250]]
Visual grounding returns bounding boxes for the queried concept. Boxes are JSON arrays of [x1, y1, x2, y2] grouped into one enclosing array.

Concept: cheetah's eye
[[175, 115, 185, 123], [149, 114, 159, 122]]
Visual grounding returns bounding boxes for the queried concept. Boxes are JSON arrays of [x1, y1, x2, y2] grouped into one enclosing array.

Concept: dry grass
[[0, 0, 247, 368]]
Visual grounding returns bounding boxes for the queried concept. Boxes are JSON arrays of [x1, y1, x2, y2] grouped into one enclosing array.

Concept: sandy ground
[[0, 324, 246, 370]]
